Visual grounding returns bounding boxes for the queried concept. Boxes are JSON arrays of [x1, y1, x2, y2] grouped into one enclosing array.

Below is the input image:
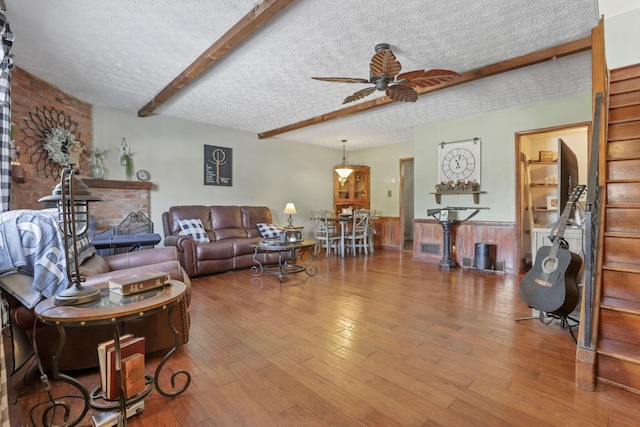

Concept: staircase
[[597, 63, 640, 393]]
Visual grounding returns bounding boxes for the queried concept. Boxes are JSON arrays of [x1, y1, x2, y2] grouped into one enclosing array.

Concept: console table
[[32, 280, 190, 426], [250, 240, 317, 282]]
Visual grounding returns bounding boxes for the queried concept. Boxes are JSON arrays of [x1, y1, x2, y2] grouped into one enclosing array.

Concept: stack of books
[[97, 335, 146, 400]]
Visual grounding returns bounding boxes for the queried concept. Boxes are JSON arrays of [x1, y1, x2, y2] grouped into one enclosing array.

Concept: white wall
[[92, 107, 338, 239], [349, 141, 413, 216], [601, 0, 640, 68], [413, 93, 592, 223]]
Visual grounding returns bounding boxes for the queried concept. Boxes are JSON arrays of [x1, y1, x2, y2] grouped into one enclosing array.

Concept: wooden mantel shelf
[[430, 191, 485, 204], [83, 178, 152, 190]]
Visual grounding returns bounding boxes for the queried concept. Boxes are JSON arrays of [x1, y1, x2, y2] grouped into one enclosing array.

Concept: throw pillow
[[256, 223, 282, 239], [178, 218, 210, 243]]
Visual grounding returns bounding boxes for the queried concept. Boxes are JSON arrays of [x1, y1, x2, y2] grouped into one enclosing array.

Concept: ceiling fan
[[312, 43, 460, 104]]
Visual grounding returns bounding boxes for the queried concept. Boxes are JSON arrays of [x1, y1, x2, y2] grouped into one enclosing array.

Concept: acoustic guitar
[[519, 185, 586, 317]]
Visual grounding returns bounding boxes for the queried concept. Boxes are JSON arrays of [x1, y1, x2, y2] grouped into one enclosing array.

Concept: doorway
[[515, 123, 589, 272], [400, 158, 414, 251]]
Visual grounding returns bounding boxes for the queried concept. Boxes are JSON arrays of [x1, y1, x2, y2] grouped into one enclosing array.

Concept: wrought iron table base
[[30, 304, 191, 426], [251, 244, 318, 282]]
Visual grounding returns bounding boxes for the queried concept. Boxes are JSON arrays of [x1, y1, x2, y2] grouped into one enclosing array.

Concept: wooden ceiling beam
[[258, 36, 592, 139], [138, 0, 295, 118]]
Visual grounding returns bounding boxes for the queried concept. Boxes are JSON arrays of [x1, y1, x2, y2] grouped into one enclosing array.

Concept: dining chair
[[344, 210, 369, 256], [310, 210, 341, 256], [366, 209, 377, 253]]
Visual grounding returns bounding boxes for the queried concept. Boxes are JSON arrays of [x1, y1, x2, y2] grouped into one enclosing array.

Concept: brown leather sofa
[[162, 205, 285, 277], [1, 247, 191, 372]]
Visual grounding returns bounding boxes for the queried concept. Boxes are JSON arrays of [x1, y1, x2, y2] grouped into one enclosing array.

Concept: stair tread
[[607, 179, 640, 183], [610, 65, 640, 82], [606, 204, 640, 209], [603, 262, 640, 274], [601, 296, 640, 315], [598, 337, 640, 364], [608, 156, 640, 161], [604, 231, 640, 238]]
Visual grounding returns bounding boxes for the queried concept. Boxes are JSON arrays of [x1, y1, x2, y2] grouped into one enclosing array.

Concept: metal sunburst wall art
[[22, 106, 86, 179]]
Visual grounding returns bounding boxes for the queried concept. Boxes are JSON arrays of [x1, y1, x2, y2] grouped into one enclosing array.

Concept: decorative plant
[[43, 126, 79, 166], [122, 152, 134, 180], [90, 148, 108, 167], [9, 123, 19, 162], [435, 180, 480, 192], [118, 138, 135, 180]]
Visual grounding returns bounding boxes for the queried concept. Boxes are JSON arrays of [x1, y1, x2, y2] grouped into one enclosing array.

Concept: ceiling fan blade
[[312, 77, 370, 83], [370, 49, 402, 79], [343, 86, 377, 104], [396, 69, 460, 88], [386, 85, 418, 102]]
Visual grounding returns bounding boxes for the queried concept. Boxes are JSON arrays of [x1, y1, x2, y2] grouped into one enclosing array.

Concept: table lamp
[[39, 164, 103, 305], [283, 203, 297, 227]]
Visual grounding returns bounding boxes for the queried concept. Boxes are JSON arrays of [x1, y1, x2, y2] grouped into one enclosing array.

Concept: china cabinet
[[333, 165, 370, 214]]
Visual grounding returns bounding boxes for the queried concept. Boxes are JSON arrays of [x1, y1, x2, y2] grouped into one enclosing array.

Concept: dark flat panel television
[[558, 138, 579, 218]]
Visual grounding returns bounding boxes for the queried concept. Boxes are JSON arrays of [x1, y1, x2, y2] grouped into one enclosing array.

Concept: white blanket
[[0, 209, 69, 308]]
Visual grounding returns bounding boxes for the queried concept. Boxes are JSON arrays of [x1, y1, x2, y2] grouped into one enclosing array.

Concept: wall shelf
[[430, 191, 485, 204], [83, 179, 153, 190]]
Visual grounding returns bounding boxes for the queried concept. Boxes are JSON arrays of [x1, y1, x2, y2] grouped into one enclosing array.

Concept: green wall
[[414, 93, 592, 222], [93, 92, 591, 235], [92, 107, 338, 239], [350, 141, 413, 216]]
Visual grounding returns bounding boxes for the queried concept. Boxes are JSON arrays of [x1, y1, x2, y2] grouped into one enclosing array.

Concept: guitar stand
[[516, 311, 580, 344]]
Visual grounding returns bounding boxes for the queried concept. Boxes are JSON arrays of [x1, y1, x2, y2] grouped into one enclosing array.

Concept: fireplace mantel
[[81, 179, 152, 230], [83, 178, 152, 190]]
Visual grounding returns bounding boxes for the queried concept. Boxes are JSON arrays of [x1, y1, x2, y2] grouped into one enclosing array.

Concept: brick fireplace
[[83, 179, 152, 231], [10, 68, 151, 231]]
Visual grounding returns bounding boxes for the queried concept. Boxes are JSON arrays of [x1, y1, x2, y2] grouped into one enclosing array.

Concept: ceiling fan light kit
[[312, 43, 460, 104]]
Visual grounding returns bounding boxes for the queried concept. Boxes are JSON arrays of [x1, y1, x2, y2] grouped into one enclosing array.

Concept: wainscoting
[[371, 216, 401, 250], [413, 219, 517, 274]]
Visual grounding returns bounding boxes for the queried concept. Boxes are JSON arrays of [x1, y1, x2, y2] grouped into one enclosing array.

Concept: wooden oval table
[[33, 280, 190, 426]]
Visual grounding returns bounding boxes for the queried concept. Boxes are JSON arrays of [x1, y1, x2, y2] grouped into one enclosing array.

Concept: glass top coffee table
[[250, 239, 317, 282]]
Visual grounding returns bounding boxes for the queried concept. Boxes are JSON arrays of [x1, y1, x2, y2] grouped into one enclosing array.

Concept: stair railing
[[579, 92, 603, 350]]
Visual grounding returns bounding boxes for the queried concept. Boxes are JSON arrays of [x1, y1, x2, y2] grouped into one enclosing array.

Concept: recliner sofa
[[1, 247, 191, 372], [162, 205, 286, 277]]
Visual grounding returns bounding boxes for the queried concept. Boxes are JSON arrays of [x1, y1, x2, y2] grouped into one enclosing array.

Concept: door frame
[[399, 157, 414, 251], [514, 121, 591, 273]]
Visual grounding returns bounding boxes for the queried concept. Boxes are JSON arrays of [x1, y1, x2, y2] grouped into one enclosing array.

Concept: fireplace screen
[[91, 212, 157, 255]]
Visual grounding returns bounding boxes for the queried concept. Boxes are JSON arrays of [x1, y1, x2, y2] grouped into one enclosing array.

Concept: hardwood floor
[[6, 250, 640, 426]]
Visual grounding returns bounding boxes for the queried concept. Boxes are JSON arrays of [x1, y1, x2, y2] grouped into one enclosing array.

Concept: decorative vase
[[91, 162, 105, 179]]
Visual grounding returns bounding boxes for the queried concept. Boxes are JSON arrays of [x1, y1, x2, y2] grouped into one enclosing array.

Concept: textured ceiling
[[6, 0, 599, 150]]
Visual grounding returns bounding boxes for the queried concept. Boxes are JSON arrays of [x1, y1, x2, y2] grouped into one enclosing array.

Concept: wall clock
[[136, 169, 151, 181], [438, 139, 481, 183]]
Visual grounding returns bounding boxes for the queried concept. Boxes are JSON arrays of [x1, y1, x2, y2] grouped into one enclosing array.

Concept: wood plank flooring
[[6, 250, 640, 426]]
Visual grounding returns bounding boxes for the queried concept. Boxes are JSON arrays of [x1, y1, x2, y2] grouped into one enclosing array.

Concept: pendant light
[[335, 139, 353, 181]]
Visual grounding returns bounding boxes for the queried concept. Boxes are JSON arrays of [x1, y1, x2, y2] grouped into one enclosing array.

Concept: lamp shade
[[335, 167, 353, 179], [335, 139, 353, 179], [283, 203, 297, 215]]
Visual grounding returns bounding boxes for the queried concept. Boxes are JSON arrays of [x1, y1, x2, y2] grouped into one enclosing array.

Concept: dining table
[[327, 215, 352, 257], [328, 214, 378, 257]]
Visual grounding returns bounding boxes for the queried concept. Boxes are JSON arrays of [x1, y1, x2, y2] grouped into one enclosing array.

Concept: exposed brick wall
[[9, 68, 149, 230], [87, 187, 150, 231], [10, 67, 93, 210]]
